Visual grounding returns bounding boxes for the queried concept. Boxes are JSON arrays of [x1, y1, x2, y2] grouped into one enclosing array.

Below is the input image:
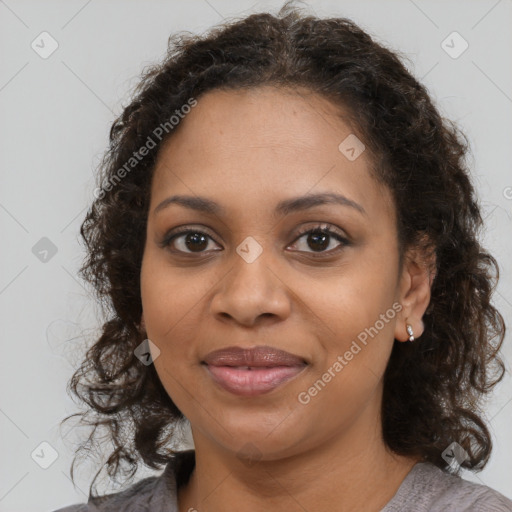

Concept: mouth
[[201, 345, 308, 396]]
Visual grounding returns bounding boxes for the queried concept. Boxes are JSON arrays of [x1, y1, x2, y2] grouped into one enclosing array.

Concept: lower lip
[[204, 364, 306, 396]]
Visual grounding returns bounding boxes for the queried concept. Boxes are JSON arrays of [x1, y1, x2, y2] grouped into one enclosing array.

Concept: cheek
[[298, 318, 395, 424], [302, 260, 397, 336], [300, 255, 398, 386], [140, 257, 220, 385], [141, 254, 202, 335]]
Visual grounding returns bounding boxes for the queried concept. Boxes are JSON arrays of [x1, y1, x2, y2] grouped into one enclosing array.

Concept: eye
[[160, 223, 350, 257], [160, 227, 221, 254], [288, 224, 350, 256]]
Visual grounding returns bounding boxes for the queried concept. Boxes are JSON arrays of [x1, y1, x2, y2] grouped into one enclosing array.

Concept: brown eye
[[181, 232, 209, 252], [162, 229, 221, 254], [289, 226, 350, 256]]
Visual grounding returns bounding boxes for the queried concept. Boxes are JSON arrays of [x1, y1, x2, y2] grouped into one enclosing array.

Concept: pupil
[[186, 232, 208, 251], [309, 232, 328, 251]]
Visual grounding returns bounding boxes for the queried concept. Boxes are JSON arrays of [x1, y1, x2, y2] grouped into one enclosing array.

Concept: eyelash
[[160, 223, 350, 258]]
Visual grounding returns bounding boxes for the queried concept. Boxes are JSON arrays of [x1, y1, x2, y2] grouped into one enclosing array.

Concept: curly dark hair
[[61, 0, 506, 496]]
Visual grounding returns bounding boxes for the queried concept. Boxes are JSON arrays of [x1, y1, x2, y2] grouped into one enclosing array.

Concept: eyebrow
[[153, 192, 367, 217]]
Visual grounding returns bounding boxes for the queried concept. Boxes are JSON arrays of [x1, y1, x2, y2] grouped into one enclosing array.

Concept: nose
[[210, 248, 292, 327]]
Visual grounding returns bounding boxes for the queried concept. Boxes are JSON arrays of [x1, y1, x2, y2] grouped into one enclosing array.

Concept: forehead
[[150, 86, 395, 223], [160, 85, 357, 157]]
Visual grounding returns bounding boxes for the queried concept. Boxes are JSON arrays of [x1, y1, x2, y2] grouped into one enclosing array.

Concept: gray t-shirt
[[53, 450, 512, 511]]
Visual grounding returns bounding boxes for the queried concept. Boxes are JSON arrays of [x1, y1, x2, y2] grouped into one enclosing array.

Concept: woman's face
[[140, 86, 420, 460]]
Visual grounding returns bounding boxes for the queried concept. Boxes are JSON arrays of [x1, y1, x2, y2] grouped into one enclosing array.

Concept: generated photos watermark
[[297, 301, 403, 405], [94, 97, 198, 200]]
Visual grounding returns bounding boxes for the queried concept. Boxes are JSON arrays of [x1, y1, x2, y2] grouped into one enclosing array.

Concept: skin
[[140, 85, 433, 511]]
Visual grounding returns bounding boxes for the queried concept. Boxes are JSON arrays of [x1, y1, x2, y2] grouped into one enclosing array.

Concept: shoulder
[[382, 462, 512, 512], [50, 472, 162, 512], [51, 450, 196, 512]]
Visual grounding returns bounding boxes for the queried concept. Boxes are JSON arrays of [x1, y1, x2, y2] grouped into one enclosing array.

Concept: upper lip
[[202, 345, 307, 367]]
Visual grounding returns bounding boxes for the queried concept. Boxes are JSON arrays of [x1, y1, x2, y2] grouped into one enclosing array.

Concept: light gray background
[[1, 1, 511, 510]]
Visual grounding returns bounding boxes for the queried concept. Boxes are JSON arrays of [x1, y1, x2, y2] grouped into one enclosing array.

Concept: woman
[[54, 2, 512, 510]]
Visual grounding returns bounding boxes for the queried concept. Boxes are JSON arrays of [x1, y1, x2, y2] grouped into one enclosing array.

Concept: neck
[[177, 408, 420, 511]]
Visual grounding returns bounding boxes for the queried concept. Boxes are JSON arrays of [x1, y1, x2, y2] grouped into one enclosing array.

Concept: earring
[[406, 323, 415, 342]]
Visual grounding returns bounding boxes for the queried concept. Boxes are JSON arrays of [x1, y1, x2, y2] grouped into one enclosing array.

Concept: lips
[[202, 345, 307, 367], [202, 345, 308, 396]]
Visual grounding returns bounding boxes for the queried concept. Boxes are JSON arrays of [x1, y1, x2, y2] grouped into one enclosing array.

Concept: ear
[[394, 243, 436, 343]]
